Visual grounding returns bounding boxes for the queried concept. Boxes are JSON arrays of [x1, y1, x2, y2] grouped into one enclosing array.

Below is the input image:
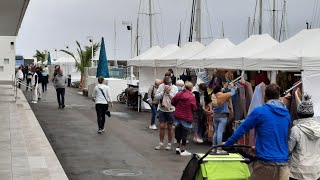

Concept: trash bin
[[67, 75, 71, 87]]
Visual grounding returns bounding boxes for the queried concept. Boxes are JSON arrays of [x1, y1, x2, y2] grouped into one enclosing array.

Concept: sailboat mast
[[114, 19, 118, 67], [149, 0, 153, 48], [259, 0, 263, 34], [196, 0, 201, 42], [222, 21, 225, 38], [272, 0, 276, 39]]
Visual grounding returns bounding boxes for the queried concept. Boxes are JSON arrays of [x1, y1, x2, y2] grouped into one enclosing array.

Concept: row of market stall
[[128, 29, 320, 116]]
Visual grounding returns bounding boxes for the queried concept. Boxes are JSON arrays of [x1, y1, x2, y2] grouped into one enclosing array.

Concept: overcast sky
[[16, 0, 318, 60]]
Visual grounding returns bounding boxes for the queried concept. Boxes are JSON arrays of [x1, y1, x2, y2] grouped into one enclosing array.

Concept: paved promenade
[[0, 84, 68, 180], [24, 84, 211, 180]]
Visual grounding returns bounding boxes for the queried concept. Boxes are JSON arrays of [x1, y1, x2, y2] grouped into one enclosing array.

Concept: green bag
[[195, 153, 250, 180]]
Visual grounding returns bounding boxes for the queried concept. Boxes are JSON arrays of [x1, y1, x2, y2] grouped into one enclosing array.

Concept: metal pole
[[114, 20, 118, 67], [91, 37, 94, 67], [131, 24, 133, 58], [272, 0, 276, 39], [247, 17, 251, 38], [259, 0, 263, 34], [149, 0, 153, 48], [196, 0, 201, 42]]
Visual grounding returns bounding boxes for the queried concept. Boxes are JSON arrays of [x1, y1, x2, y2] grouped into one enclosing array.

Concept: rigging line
[[316, 0, 320, 27], [181, 0, 193, 44], [311, 0, 318, 25], [266, 0, 273, 35], [314, 0, 320, 27], [151, 0, 160, 46], [136, 0, 143, 53], [156, 0, 164, 46], [189, 0, 196, 42], [279, 0, 285, 41], [252, 0, 259, 35], [205, 0, 214, 43]]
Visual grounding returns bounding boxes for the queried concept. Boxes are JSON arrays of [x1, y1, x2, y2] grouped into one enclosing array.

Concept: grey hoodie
[[54, 74, 67, 89], [289, 118, 320, 180]]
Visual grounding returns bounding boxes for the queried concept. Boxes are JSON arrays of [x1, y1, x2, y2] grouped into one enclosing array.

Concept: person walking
[[92, 77, 113, 134], [212, 83, 236, 153], [168, 69, 176, 85], [42, 65, 49, 92], [31, 69, 39, 104], [193, 83, 212, 143], [26, 66, 33, 91], [288, 94, 320, 180], [53, 69, 67, 109], [225, 84, 291, 180], [171, 82, 197, 156], [16, 66, 24, 89], [148, 79, 161, 130], [154, 75, 178, 150], [35, 67, 43, 100]]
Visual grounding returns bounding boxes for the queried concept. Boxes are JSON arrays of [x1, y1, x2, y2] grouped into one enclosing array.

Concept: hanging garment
[[245, 81, 253, 112], [248, 82, 266, 115], [290, 83, 303, 122]]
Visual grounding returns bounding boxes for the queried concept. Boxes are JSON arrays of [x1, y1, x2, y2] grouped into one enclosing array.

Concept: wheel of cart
[[181, 145, 254, 180]]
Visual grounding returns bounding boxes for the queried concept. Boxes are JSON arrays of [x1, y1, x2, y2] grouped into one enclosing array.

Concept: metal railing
[[14, 77, 33, 101]]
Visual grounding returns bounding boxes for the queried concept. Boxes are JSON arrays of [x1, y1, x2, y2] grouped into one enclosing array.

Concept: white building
[[0, 0, 30, 82]]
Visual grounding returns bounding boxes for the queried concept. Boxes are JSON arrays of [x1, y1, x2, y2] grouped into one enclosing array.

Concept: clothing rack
[[283, 80, 302, 95]]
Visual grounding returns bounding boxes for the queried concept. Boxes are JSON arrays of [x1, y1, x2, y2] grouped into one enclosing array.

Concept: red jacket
[[171, 89, 197, 122]]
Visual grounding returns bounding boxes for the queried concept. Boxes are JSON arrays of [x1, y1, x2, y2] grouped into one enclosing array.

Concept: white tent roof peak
[[190, 38, 235, 60], [159, 41, 205, 60], [214, 34, 279, 59], [156, 44, 180, 59], [130, 46, 162, 60], [54, 56, 77, 63]]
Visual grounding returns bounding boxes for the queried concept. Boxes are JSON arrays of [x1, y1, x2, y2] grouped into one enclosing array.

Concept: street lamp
[[54, 48, 58, 61], [122, 21, 133, 58], [87, 36, 94, 67]]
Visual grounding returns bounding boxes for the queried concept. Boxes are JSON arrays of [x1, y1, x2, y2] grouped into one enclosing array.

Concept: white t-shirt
[[92, 84, 112, 104]]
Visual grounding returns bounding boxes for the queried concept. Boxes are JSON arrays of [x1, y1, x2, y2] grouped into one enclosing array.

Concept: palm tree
[[33, 50, 47, 65], [60, 41, 99, 89]]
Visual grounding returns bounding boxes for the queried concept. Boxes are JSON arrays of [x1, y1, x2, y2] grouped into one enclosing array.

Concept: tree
[[60, 41, 99, 89], [33, 50, 47, 65]]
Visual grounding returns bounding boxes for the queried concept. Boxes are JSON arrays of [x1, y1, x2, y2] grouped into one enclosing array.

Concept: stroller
[[181, 145, 253, 180]]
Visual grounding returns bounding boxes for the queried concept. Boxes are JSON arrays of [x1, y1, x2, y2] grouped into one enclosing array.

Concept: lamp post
[[54, 48, 58, 61], [66, 46, 70, 75], [122, 21, 134, 84], [87, 36, 94, 67]]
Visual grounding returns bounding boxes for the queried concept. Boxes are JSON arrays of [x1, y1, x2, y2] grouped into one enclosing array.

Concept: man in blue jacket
[[225, 83, 291, 180]]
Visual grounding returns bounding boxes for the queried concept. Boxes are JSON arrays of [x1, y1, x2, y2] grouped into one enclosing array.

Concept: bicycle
[[117, 90, 127, 104]]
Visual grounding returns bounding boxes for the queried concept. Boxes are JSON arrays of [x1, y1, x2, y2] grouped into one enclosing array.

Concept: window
[[4, 58, 9, 64]]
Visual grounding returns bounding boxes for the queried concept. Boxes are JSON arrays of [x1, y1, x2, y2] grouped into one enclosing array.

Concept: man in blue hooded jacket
[[225, 83, 291, 180]]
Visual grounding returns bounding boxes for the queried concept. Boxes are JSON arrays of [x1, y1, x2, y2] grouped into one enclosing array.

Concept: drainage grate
[[102, 169, 142, 177]]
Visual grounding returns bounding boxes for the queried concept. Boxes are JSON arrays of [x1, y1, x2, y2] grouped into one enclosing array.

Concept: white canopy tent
[[178, 38, 235, 68], [128, 46, 162, 67], [155, 42, 205, 68], [53, 57, 80, 81], [243, 29, 320, 71], [204, 34, 279, 69]]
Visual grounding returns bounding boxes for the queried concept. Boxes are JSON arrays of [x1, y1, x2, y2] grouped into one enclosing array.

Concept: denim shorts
[[174, 119, 192, 129], [158, 111, 175, 124]]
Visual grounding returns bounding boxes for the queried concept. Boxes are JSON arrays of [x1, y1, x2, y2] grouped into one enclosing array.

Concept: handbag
[[99, 88, 111, 117]]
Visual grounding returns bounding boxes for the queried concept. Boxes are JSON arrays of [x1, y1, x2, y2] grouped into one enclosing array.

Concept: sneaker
[[30, 101, 37, 104], [101, 128, 105, 132], [98, 129, 102, 134], [149, 125, 157, 130], [216, 150, 228, 154], [180, 150, 192, 156], [175, 147, 181, 154], [197, 138, 203, 143], [165, 143, 172, 150], [62, 105, 65, 109], [155, 143, 164, 150]]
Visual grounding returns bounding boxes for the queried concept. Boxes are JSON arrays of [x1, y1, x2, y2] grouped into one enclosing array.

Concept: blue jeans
[[150, 104, 158, 125], [212, 117, 227, 146]]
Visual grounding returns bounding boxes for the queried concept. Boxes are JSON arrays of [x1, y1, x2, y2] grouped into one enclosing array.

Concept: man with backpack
[[148, 79, 161, 130]]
